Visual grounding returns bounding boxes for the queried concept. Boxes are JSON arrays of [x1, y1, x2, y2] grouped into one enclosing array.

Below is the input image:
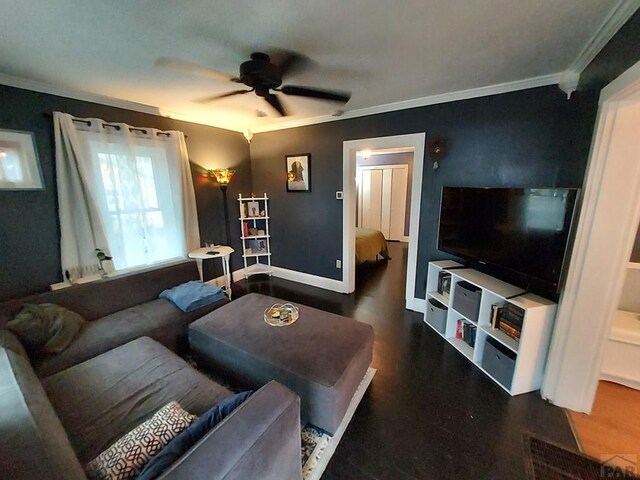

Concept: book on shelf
[[501, 308, 524, 329], [490, 304, 504, 328], [242, 222, 249, 237], [498, 321, 521, 341], [490, 303, 522, 342], [458, 319, 477, 348]]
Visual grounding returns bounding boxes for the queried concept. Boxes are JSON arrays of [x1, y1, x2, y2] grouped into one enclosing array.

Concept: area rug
[[523, 433, 639, 479], [186, 355, 375, 480]]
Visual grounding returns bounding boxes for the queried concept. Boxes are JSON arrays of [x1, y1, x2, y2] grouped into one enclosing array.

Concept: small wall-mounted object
[[428, 136, 447, 170], [336, 191, 343, 200], [0, 129, 44, 190]]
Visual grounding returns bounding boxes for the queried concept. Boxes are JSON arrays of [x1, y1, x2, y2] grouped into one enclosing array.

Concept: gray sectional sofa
[[0, 261, 226, 377], [0, 337, 302, 480], [0, 261, 303, 480]]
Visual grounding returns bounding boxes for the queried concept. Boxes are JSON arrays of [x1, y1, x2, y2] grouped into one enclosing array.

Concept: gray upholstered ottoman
[[189, 293, 374, 434]]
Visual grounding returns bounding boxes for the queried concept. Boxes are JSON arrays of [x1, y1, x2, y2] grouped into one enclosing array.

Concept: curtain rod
[[42, 113, 184, 138]]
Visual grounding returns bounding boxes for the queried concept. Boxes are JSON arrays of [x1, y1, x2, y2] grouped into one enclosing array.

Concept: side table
[[188, 246, 234, 299]]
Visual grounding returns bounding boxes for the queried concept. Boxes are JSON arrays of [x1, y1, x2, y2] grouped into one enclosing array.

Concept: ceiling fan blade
[[267, 49, 309, 78], [155, 57, 240, 83], [263, 93, 287, 116], [193, 89, 253, 103], [280, 85, 351, 103]]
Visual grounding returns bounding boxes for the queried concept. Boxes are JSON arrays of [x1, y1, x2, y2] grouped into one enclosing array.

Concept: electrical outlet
[[336, 259, 342, 269], [336, 191, 343, 200]]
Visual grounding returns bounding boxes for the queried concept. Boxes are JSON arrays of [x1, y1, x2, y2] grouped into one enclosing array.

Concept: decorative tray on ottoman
[[264, 303, 300, 327]]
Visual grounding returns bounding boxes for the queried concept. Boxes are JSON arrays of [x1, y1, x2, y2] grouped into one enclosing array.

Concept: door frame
[[541, 60, 640, 412], [342, 133, 426, 311]]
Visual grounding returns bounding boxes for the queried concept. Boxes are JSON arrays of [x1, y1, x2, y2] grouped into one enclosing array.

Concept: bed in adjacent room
[[356, 228, 390, 264]]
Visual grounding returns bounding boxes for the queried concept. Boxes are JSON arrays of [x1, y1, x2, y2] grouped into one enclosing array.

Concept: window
[[83, 132, 187, 271], [0, 129, 43, 190]]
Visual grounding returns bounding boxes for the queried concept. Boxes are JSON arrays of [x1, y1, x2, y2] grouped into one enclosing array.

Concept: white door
[[389, 166, 408, 240], [357, 164, 409, 241]]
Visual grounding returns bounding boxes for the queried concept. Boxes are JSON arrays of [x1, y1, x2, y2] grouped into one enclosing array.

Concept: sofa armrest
[[159, 381, 301, 480]]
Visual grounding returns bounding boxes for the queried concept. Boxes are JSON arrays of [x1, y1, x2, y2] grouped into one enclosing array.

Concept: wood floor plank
[[569, 381, 640, 469]]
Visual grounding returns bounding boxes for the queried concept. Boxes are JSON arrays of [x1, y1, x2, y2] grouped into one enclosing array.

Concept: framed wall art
[[0, 129, 43, 190], [285, 153, 311, 192]]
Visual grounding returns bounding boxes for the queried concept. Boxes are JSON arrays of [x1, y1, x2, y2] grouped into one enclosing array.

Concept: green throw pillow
[[7, 303, 85, 354]]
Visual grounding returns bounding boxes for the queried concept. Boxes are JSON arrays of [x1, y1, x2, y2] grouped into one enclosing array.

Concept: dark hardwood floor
[[234, 242, 576, 479]]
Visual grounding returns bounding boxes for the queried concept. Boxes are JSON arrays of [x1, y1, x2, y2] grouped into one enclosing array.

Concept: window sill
[[50, 256, 189, 291]]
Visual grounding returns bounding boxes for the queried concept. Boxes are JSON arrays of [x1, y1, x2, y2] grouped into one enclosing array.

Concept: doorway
[[542, 61, 640, 412], [342, 133, 426, 311], [357, 158, 411, 242]]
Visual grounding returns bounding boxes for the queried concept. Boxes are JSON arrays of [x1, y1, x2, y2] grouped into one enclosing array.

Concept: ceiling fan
[[156, 51, 351, 117]]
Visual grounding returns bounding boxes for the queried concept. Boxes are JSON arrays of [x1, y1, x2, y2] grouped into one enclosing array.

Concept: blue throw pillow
[[137, 391, 252, 480], [159, 281, 225, 312]]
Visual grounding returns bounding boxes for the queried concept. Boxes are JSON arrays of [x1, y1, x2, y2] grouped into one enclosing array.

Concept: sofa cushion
[[85, 401, 196, 480], [42, 337, 232, 464], [0, 261, 201, 324], [0, 348, 87, 480], [34, 297, 226, 378]]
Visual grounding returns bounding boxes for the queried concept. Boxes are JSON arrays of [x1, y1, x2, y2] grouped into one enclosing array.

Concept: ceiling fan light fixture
[[157, 50, 351, 117]]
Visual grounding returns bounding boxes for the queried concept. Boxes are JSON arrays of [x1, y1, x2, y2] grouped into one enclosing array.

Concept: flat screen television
[[438, 187, 580, 294]]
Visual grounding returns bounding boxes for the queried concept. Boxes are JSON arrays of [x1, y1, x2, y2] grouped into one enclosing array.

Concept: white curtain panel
[[54, 112, 200, 280]]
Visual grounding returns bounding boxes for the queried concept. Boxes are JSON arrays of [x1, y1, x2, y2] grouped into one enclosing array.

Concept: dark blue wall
[[1, 10, 637, 302], [250, 86, 587, 297], [0, 85, 250, 301], [250, 9, 640, 300]]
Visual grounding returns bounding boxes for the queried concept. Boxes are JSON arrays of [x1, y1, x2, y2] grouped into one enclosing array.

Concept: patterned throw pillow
[[85, 401, 197, 480]]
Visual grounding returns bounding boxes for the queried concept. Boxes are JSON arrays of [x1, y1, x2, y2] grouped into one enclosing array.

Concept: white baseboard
[[211, 265, 346, 293], [212, 266, 426, 312], [600, 373, 640, 391], [272, 266, 346, 293], [406, 297, 426, 313]]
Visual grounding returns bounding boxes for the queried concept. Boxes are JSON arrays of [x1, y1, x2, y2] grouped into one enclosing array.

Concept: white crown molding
[[0, 72, 163, 115], [251, 72, 562, 133], [568, 0, 640, 76], [558, 70, 581, 99], [0, 71, 245, 133], [0, 70, 563, 135]]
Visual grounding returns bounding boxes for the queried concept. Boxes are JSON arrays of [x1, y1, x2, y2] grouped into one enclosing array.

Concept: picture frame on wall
[[286, 153, 311, 192], [0, 129, 44, 190]]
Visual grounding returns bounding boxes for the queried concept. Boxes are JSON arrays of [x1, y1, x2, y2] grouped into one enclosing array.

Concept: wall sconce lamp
[[209, 168, 236, 246], [428, 137, 447, 170]]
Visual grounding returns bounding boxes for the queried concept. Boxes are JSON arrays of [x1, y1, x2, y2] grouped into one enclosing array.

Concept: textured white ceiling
[[0, 1, 617, 132]]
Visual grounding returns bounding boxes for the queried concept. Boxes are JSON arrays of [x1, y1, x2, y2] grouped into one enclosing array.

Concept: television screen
[[438, 187, 579, 294]]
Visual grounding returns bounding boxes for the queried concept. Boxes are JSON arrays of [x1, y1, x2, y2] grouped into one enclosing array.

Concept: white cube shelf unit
[[424, 260, 556, 395]]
